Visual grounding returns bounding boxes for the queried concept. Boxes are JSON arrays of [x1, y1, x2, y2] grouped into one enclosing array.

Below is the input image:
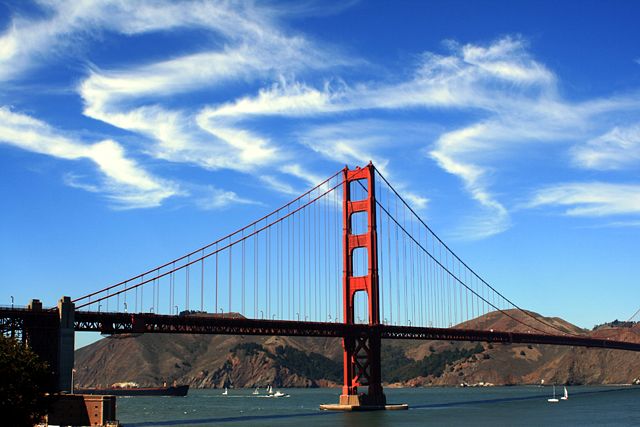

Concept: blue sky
[[2, 0, 640, 345]]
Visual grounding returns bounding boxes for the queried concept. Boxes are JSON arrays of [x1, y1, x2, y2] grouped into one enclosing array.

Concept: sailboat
[[267, 385, 273, 395], [252, 387, 259, 395], [272, 389, 290, 398], [561, 386, 568, 400], [222, 387, 228, 396], [547, 385, 559, 403]]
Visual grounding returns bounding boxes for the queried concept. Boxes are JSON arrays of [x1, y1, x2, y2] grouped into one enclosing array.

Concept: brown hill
[[74, 310, 640, 388], [75, 334, 343, 389], [386, 310, 640, 386]]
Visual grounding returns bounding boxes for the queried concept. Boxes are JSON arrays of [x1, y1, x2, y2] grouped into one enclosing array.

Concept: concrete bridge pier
[[57, 296, 75, 393], [24, 296, 75, 393]]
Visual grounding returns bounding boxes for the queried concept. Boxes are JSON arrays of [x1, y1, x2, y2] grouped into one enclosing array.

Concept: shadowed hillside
[[75, 310, 640, 388]]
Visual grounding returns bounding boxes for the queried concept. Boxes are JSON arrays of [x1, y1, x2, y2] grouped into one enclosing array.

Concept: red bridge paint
[[341, 163, 385, 405]]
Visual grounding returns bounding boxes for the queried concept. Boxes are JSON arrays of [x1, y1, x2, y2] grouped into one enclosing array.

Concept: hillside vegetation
[[75, 310, 640, 388]]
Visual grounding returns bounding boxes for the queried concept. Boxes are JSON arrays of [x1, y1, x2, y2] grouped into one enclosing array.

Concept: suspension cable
[[77, 178, 344, 309], [368, 169, 580, 337], [73, 169, 343, 303]]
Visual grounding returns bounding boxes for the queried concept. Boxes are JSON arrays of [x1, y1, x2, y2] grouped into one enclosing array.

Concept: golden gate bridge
[[2, 162, 640, 410]]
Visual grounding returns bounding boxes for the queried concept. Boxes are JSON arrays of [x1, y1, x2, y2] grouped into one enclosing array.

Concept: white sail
[[548, 385, 559, 403], [561, 386, 568, 400]]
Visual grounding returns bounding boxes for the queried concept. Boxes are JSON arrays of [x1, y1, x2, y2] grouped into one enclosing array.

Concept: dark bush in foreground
[[0, 335, 50, 426]]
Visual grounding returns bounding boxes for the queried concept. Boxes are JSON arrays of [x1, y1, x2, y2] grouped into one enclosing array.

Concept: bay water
[[117, 386, 640, 426]]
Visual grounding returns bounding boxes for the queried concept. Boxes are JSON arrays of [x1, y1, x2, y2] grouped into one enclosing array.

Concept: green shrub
[[0, 336, 50, 426]]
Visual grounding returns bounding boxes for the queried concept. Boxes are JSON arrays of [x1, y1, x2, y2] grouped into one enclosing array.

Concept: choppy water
[[117, 386, 640, 426]]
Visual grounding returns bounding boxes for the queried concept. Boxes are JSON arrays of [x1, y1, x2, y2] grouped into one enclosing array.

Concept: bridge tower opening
[[339, 163, 386, 407]]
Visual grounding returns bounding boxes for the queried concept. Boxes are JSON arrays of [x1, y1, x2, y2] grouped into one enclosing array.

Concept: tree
[[0, 335, 50, 426]]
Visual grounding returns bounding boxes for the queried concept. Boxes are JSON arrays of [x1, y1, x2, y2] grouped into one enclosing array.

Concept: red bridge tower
[[340, 163, 386, 407]]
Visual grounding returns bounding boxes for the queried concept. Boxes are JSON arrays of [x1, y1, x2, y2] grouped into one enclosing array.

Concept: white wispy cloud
[[280, 164, 326, 189], [297, 121, 389, 170], [79, 49, 287, 173], [1, 0, 320, 82], [412, 40, 640, 238], [4, 1, 640, 237], [526, 182, 640, 217], [572, 125, 640, 170], [403, 193, 430, 211], [73, 3, 352, 175], [74, 29, 640, 233], [604, 220, 640, 228], [2, 0, 359, 211], [190, 38, 573, 236], [208, 78, 345, 118], [259, 175, 301, 196], [459, 37, 555, 85], [195, 186, 258, 210], [0, 107, 180, 208]]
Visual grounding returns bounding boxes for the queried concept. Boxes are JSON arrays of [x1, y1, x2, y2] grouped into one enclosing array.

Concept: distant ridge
[[74, 310, 640, 388]]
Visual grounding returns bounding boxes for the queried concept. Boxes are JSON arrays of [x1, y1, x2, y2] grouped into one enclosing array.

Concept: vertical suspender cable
[[387, 188, 392, 325], [242, 231, 245, 317], [185, 256, 189, 311], [395, 199, 400, 325], [254, 226, 258, 318], [201, 250, 204, 312], [215, 247, 218, 314], [266, 218, 269, 318]]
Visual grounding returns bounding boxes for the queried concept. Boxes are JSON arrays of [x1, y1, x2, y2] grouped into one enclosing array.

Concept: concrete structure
[[47, 394, 119, 426], [57, 296, 75, 392]]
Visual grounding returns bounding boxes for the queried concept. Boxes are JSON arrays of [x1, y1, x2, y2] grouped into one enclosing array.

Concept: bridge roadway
[[3, 307, 640, 352]]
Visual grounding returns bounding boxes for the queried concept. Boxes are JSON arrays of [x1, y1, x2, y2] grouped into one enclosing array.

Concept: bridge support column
[[57, 296, 75, 393], [24, 299, 59, 392], [339, 329, 385, 406], [321, 163, 406, 411]]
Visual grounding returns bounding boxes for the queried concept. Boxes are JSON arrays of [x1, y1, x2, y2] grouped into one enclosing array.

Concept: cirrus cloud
[[0, 107, 180, 209], [526, 182, 640, 217]]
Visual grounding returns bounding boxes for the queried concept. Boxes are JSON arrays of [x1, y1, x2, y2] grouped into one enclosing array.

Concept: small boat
[[267, 385, 273, 395], [561, 386, 568, 400], [222, 387, 228, 396], [252, 387, 259, 395], [272, 390, 289, 398], [548, 385, 559, 403]]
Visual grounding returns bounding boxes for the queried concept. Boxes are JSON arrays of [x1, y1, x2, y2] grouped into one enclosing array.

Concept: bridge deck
[[3, 308, 639, 352]]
